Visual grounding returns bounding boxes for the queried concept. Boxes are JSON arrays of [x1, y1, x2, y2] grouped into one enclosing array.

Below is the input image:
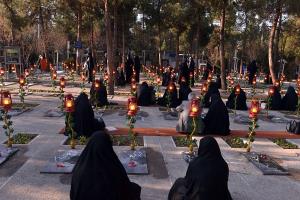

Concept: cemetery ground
[[0, 76, 300, 200]]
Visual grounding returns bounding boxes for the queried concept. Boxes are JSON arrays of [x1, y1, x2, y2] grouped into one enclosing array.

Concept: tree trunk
[[76, 11, 82, 72], [122, 17, 125, 65], [175, 32, 180, 69], [104, 0, 114, 95], [219, 6, 226, 90], [113, 3, 118, 70], [268, 0, 281, 83], [274, 8, 282, 77], [158, 25, 162, 66]]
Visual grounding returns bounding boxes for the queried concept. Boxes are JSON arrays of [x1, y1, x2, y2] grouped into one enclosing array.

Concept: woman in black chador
[[125, 54, 134, 84], [137, 82, 155, 106], [116, 66, 126, 86], [178, 81, 192, 104], [268, 86, 282, 110], [281, 86, 298, 111], [226, 86, 248, 110], [70, 131, 141, 200], [168, 136, 232, 200], [216, 74, 221, 89], [134, 55, 141, 83], [247, 60, 257, 85], [203, 93, 230, 135], [72, 93, 106, 138], [87, 52, 94, 83], [189, 57, 195, 87], [158, 82, 179, 108], [178, 58, 189, 85], [203, 82, 220, 108], [162, 67, 171, 86], [90, 79, 109, 107]]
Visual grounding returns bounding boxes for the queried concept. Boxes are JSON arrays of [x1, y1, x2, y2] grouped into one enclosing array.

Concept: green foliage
[[224, 137, 247, 148], [272, 138, 298, 149], [172, 136, 197, 147]]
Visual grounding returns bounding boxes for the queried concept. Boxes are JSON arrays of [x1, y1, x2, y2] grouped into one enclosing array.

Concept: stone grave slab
[[118, 110, 149, 121], [243, 152, 289, 175], [118, 149, 148, 174], [0, 146, 19, 166], [40, 149, 82, 174], [44, 109, 64, 117], [8, 108, 32, 116], [284, 114, 300, 120], [233, 114, 251, 124], [182, 151, 197, 163], [258, 115, 289, 123], [162, 111, 178, 120]]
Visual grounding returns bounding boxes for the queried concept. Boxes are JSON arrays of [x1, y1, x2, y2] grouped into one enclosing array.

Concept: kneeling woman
[[90, 79, 109, 107], [71, 131, 141, 200], [168, 136, 232, 200], [158, 82, 179, 108]]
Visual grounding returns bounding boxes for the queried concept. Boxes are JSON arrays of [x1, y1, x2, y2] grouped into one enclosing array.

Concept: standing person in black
[[178, 57, 189, 85], [168, 136, 232, 200], [125, 54, 134, 84], [134, 55, 141, 83], [70, 131, 141, 200], [247, 60, 257, 85], [87, 52, 94, 83], [189, 57, 195, 87]]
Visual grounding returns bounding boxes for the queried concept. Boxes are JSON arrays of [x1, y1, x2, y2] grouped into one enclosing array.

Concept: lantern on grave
[[249, 99, 260, 119], [127, 97, 138, 116], [25, 69, 30, 77], [268, 86, 275, 96], [168, 82, 174, 92], [64, 94, 75, 113], [131, 77, 136, 83], [274, 80, 280, 88], [52, 70, 57, 80], [0, 67, 5, 76], [202, 83, 208, 94], [235, 84, 241, 95], [60, 77, 66, 88], [189, 72, 193, 78], [131, 81, 137, 92], [19, 75, 25, 87], [252, 77, 256, 85], [156, 77, 161, 84], [189, 99, 200, 117], [104, 73, 109, 81], [1, 91, 12, 111], [94, 79, 100, 91]]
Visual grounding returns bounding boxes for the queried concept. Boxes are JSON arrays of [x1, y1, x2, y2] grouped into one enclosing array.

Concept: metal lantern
[[104, 74, 109, 81], [94, 79, 101, 91], [252, 77, 256, 85], [235, 84, 241, 95], [60, 77, 66, 88], [156, 77, 161, 84], [1, 91, 12, 110], [189, 99, 200, 117], [52, 70, 57, 80], [25, 69, 30, 77], [249, 99, 260, 119], [131, 82, 137, 91], [168, 82, 174, 92], [131, 77, 136, 83], [19, 75, 25, 87], [64, 94, 75, 113], [202, 83, 208, 93], [127, 97, 138, 116], [268, 86, 275, 96], [274, 80, 280, 88], [0, 67, 5, 76]]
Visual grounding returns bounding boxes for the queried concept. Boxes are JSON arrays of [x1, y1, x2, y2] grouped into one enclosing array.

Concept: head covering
[[226, 86, 248, 110], [203, 94, 230, 135], [161, 82, 179, 108], [90, 80, 108, 107], [70, 131, 141, 200], [184, 136, 232, 200], [203, 82, 220, 108], [137, 82, 151, 106], [179, 81, 192, 104], [281, 86, 297, 111], [269, 86, 282, 110]]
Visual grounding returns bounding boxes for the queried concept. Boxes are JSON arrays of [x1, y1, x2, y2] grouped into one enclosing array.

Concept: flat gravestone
[[258, 115, 289, 123], [118, 110, 149, 121], [8, 108, 32, 116], [44, 109, 64, 117], [118, 149, 148, 174], [233, 114, 251, 124], [284, 114, 300, 120], [40, 149, 82, 174], [243, 152, 289, 175], [0, 146, 19, 166], [163, 111, 178, 120]]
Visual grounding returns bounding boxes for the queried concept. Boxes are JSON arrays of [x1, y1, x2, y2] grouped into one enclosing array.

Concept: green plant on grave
[[65, 112, 77, 149], [51, 79, 57, 92], [247, 99, 260, 152], [19, 85, 26, 109], [127, 115, 137, 150], [79, 136, 88, 145], [59, 87, 64, 112], [272, 138, 298, 149], [1, 109, 14, 148]]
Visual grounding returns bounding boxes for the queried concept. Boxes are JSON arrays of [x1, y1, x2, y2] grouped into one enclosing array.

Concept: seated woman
[[281, 86, 298, 111], [71, 131, 141, 200], [178, 81, 192, 104], [137, 82, 155, 106], [158, 82, 179, 108], [162, 68, 171, 86], [203, 82, 220, 108], [90, 79, 109, 107], [168, 136, 232, 200], [176, 92, 204, 134], [203, 93, 230, 135], [268, 86, 282, 110], [226, 86, 248, 110], [216, 74, 221, 89], [69, 93, 106, 138]]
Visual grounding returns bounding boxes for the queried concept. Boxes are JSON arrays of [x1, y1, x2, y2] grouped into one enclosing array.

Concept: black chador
[[281, 86, 297, 111], [226, 86, 248, 110], [134, 56, 141, 83], [203, 94, 230, 136], [137, 82, 155, 106], [247, 60, 257, 85], [90, 80, 109, 107], [158, 82, 179, 108], [125, 54, 134, 84], [162, 69, 171, 87], [178, 81, 192, 104], [168, 136, 232, 200], [70, 131, 141, 200], [268, 86, 282, 110], [189, 58, 195, 87], [178, 59, 189, 85], [203, 82, 220, 108]]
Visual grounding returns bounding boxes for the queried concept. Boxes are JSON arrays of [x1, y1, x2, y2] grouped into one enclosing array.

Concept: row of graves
[[0, 63, 300, 178]]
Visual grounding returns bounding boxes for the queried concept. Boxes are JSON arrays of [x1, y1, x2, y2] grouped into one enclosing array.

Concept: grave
[[118, 149, 148, 174], [258, 115, 289, 123], [0, 146, 19, 166], [44, 109, 64, 117]]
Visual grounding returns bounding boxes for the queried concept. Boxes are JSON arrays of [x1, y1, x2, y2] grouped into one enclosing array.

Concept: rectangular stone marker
[[8, 108, 31, 117], [44, 109, 64, 117], [40, 149, 82, 174], [243, 152, 289, 175], [118, 149, 148, 175], [0, 146, 19, 166]]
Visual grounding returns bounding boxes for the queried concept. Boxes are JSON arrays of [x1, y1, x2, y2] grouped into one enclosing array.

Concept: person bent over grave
[[70, 131, 141, 200], [281, 86, 298, 111], [137, 82, 156, 106], [90, 79, 109, 107], [158, 82, 179, 108], [65, 93, 105, 138], [203, 93, 230, 136], [226, 85, 248, 110], [203, 82, 220, 108], [176, 92, 204, 134], [168, 136, 232, 200], [178, 80, 192, 105]]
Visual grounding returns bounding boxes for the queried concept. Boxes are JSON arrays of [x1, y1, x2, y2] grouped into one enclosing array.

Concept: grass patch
[[172, 136, 197, 147], [12, 103, 39, 109], [63, 136, 90, 146], [28, 89, 61, 94], [223, 137, 247, 148], [111, 135, 144, 146], [271, 138, 298, 149], [4, 133, 38, 144]]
